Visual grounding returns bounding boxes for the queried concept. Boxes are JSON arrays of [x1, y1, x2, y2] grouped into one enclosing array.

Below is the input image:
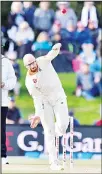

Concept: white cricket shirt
[[25, 46, 67, 115]]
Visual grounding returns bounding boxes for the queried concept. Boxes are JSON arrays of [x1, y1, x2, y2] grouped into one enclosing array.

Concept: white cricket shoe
[[50, 160, 64, 171], [2, 157, 9, 165]]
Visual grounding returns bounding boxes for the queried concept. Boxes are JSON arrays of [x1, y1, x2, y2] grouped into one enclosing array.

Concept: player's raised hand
[[52, 43, 62, 50], [28, 115, 40, 128]]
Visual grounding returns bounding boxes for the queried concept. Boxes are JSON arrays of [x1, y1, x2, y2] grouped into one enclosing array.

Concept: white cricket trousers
[[40, 98, 69, 162]]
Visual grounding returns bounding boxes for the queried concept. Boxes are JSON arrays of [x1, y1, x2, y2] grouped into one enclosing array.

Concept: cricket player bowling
[[23, 43, 69, 170]]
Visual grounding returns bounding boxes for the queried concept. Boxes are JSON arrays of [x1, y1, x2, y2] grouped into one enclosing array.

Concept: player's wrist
[[52, 48, 58, 51], [52, 43, 62, 50]]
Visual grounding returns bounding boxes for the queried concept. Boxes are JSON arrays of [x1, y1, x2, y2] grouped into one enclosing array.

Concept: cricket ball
[[61, 8, 67, 14]]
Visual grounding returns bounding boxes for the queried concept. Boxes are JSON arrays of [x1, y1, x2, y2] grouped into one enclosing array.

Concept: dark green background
[[1, 1, 102, 26]]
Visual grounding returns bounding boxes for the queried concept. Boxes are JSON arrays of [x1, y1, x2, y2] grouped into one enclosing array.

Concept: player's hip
[[44, 91, 67, 106]]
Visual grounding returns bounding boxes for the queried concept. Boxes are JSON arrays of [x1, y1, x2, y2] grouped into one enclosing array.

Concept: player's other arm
[[45, 43, 61, 61], [25, 76, 32, 96], [38, 43, 62, 63], [25, 77, 42, 128], [29, 96, 43, 128]]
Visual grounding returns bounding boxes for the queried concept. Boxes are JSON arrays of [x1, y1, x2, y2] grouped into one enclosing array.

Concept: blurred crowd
[[1, 1, 101, 126]]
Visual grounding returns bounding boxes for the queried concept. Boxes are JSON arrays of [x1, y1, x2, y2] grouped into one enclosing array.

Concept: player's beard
[[29, 65, 38, 75]]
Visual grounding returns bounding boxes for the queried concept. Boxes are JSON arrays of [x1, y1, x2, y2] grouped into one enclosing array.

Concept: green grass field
[[2, 157, 101, 173], [15, 60, 100, 125]]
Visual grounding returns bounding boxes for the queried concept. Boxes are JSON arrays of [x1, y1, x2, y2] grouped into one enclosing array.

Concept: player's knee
[[48, 129, 55, 136], [55, 123, 68, 136], [62, 116, 69, 130], [60, 124, 67, 134], [56, 118, 69, 136]]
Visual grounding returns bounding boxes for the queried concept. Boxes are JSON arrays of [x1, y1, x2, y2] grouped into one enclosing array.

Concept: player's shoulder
[[36, 56, 46, 65], [37, 56, 45, 61], [37, 56, 50, 69]]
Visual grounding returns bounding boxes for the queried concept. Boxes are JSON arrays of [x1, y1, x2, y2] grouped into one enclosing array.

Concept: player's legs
[[40, 101, 57, 162], [53, 98, 69, 136]]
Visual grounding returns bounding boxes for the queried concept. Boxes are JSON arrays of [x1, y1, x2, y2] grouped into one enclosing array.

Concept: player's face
[[26, 61, 38, 72]]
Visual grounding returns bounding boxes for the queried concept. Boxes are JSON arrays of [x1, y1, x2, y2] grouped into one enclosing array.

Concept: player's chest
[[29, 67, 51, 88], [29, 70, 46, 88]]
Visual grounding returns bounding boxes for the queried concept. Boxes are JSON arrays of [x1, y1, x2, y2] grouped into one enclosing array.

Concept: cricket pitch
[[2, 157, 101, 173]]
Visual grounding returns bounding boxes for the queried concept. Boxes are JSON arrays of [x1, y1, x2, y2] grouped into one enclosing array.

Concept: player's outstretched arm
[[44, 43, 62, 61]]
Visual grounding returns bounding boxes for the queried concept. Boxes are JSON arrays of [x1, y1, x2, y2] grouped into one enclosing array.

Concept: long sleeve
[[36, 43, 61, 69], [25, 75, 32, 95], [25, 75, 43, 117], [3, 59, 17, 90], [33, 96, 43, 116], [42, 43, 61, 61]]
